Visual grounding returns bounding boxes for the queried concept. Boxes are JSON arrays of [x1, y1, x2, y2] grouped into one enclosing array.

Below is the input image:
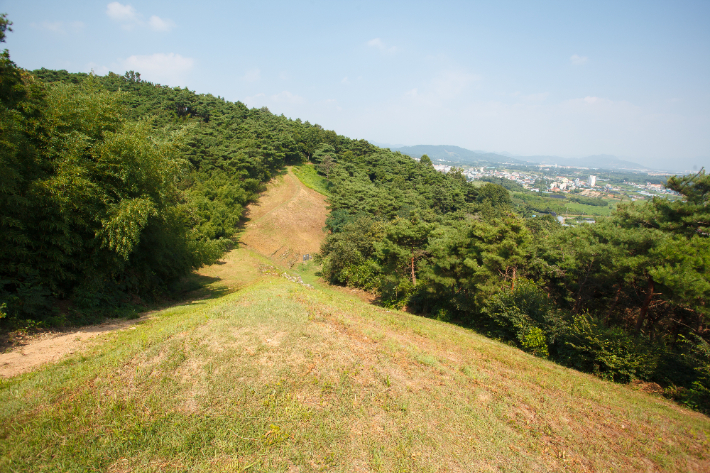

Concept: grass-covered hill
[[1, 17, 710, 467], [2, 172, 709, 472], [0, 59, 378, 325]]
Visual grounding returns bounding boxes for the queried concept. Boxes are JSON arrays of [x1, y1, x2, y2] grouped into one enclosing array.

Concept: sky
[[2, 0, 709, 171]]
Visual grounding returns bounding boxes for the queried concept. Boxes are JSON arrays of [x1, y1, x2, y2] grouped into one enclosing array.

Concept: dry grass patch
[[2, 169, 710, 472], [239, 167, 328, 269], [2, 278, 710, 471]]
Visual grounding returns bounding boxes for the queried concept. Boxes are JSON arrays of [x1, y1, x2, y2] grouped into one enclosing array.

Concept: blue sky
[[3, 0, 709, 171]]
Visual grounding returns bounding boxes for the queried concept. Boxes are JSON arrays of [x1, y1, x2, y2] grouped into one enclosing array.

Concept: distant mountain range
[[390, 145, 652, 171]]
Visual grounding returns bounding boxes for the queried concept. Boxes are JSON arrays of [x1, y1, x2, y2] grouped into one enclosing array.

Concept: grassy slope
[[237, 168, 328, 269], [1, 170, 709, 472], [292, 164, 330, 197]]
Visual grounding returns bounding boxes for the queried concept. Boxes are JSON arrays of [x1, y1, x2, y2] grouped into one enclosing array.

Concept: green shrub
[[341, 260, 381, 292], [669, 335, 710, 413], [482, 279, 565, 358], [519, 326, 550, 358], [559, 315, 658, 383]]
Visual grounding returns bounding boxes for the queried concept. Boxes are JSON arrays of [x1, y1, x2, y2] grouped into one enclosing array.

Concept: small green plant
[[519, 326, 549, 358], [263, 424, 288, 446]]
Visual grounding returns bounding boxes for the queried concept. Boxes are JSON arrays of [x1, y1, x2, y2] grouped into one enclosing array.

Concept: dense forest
[[1, 14, 708, 413], [316, 148, 710, 411], [0, 17, 371, 325]]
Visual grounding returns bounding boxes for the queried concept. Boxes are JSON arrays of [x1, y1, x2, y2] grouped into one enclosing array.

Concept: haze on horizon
[[4, 0, 709, 171]]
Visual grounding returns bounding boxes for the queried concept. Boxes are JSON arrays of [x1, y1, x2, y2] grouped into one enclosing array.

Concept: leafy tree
[[319, 215, 384, 288], [371, 216, 434, 305], [318, 155, 337, 179], [422, 216, 531, 319], [0, 13, 11, 42], [312, 143, 336, 164], [0, 74, 222, 320]]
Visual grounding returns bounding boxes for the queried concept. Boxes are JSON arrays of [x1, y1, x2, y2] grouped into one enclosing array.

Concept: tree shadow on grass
[[168, 272, 233, 305], [0, 272, 232, 353]]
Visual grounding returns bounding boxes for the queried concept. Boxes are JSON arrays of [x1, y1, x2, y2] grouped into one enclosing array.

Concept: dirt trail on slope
[[238, 166, 328, 268], [0, 166, 329, 378], [0, 317, 149, 378], [195, 166, 328, 289]]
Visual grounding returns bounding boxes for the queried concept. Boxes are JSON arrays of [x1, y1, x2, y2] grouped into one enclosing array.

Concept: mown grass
[[293, 164, 330, 197], [563, 201, 614, 216], [1, 249, 709, 472]]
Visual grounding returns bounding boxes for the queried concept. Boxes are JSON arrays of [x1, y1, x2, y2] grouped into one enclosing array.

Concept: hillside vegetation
[[316, 148, 710, 412], [0, 42, 374, 325], [2, 171, 709, 472], [1, 15, 710, 468]]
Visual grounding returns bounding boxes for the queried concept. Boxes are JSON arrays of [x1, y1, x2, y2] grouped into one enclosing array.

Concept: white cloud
[[367, 38, 398, 53], [106, 2, 138, 22], [243, 90, 307, 113], [107, 2, 175, 32], [271, 91, 305, 105], [525, 92, 549, 102], [570, 54, 588, 65], [35, 21, 64, 33], [85, 62, 110, 76], [245, 93, 266, 102], [31, 21, 84, 34], [243, 68, 261, 82], [402, 70, 480, 107], [341, 76, 350, 84], [148, 15, 175, 32], [325, 99, 342, 111], [120, 53, 194, 85], [432, 70, 480, 99]]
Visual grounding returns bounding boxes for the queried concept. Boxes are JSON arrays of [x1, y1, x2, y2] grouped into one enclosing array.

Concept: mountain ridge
[[393, 145, 654, 171]]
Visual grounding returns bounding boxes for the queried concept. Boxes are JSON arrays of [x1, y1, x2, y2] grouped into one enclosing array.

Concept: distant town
[[430, 161, 681, 201]]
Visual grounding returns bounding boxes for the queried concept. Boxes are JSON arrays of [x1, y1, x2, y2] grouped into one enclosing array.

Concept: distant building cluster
[[427, 160, 679, 200], [465, 168, 539, 188], [624, 180, 680, 197]]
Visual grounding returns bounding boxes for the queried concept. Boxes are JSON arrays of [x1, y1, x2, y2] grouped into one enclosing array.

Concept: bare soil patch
[[0, 316, 148, 378], [0, 166, 328, 379], [240, 167, 328, 267]]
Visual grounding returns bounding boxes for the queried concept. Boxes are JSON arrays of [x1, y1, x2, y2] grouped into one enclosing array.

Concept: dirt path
[[238, 166, 328, 267], [0, 317, 148, 378], [0, 166, 329, 378]]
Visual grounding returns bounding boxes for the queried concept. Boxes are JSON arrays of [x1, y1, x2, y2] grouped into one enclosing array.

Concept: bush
[[379, 275, 415, 309], [559, 315, 658, 383], [668, 335, 710, 414], [341, 260, 381, 292], [519, 326, 550, 358], [482, 279, 565, 358]]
